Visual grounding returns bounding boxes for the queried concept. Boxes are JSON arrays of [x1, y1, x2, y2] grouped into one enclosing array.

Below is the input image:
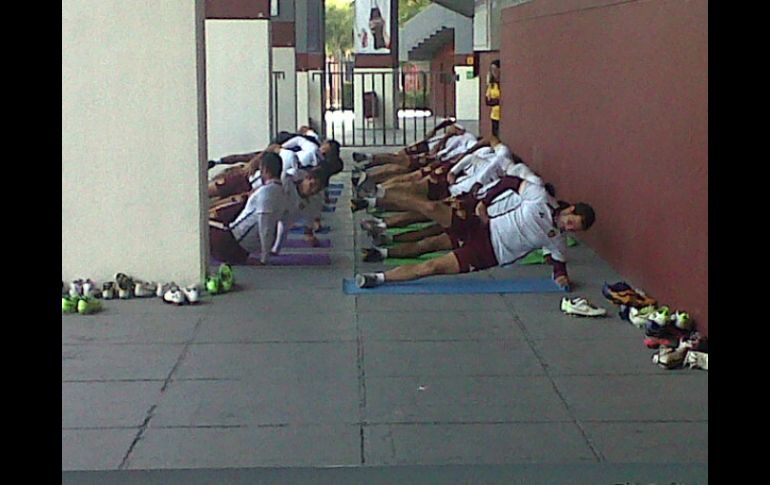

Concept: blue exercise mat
[[342, 277, 567, 295]]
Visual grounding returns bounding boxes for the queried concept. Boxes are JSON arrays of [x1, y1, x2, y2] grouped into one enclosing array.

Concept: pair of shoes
[[628, 305, 657, 327], [81, 279, 101, 298], [560, 297, 607, 317], [361, 247, 386, 263], [355, 273, 382, 288], [162, 283, 200, 305], [602, 281, 657, 307], [115, 273, 134, 299], [62, 295, 102, 315], [360, 218, 386, 235], [206, 264, 235, 295]]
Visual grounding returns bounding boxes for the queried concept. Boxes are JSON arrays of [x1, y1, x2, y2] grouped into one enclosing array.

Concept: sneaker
[[652, 340, 689, 369], [684, 351, 708, 371], [355, 273, 381, 288], [601, 281, 632, 301], [62, 296, 79, 314], [643, 336, 679, 349], [115, 273, 133, 299], [360, 218, 386, 235], [156, 282, 170, 298], [670, 310, 692, 330], [628, 305, 657, 328], [218, 264, 234, 292], [77, 297, 103, 315], [206, 275, 222, 295], [82, 279, 99, 298], [181, 285, 200, 304], [134, 280, 156, 298], [69, 279, 84, 298], [102, 282, 116, 300], [361, 247, 385, 263], [601, 281, 656, 307], [618, 304, 631, 322], [163, 285, 186, 305], [352, 152, 369, 163], [560, 297, 607, 317], [647, 306, 671, 327], [350, 198, 369, 213]]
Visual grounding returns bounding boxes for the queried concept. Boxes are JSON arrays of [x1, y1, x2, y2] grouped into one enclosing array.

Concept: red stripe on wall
[[205, 0, 270, 19], [272, 22, 295, 47], [499, 0, 708, 334]]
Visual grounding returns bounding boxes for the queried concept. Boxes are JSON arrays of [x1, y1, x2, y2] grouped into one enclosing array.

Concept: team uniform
[[210, 179, 287, 264], [282, 135, 321, 169], [447, 177, 568, 280]]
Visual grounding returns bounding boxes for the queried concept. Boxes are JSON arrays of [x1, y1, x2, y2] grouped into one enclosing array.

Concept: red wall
[[430, 41, 456, 118], [477, 51, 499, 138], [499, 0, 708, 334]]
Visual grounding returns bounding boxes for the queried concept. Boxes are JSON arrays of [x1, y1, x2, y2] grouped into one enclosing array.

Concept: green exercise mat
[[385, 222, 437, 236]]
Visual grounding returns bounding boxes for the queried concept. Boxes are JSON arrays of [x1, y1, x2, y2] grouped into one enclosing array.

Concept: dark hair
[[272, 131, 293, 145], [308, 166, 331, 189], [491, 60, 500, 68], [573, 202, 596, 230], [324, 139, 341, 157], [260, 151, 283, 178], [544, 183, 556, 197], [510, 151, 525, 165]]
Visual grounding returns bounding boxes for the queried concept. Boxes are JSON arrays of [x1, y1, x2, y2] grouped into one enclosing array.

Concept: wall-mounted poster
[[355, 0, 391, 54]]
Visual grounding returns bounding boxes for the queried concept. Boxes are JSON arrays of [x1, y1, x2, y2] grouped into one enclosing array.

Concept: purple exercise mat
[[283, 238, 331, 248], [212, 253, 331, 266]]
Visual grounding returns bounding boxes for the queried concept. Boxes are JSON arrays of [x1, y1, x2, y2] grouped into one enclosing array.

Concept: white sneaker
[[647, 306, 671, 327], [670, 311, 692, 330], [134, 280, 156, 298], [652, 340, 689, 369], [628, 305, 656, 328], [355, 273, 381, 289], [181, 285, 200, 304], [560, 297, 607, 317], [163, 285, 186, 305], [69, 279, 83, 298], [684, 351, 708, 371]]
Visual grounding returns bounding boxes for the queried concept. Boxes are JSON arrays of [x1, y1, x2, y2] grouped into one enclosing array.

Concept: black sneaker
[[355, 273, 380, 288], [350, 198, 369, 213], [361, 248, 384, 262]]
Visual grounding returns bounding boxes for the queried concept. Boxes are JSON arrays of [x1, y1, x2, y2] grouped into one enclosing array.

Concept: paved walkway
[[62, 148, 707, 483]]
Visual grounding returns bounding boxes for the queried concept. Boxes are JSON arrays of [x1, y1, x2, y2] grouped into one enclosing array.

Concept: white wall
[[62, 0, 207, 285], [454, 66, 480, 121], [272, 47, 297, 133], [205, 20, 272, 160], [296, 70, 324, 130]]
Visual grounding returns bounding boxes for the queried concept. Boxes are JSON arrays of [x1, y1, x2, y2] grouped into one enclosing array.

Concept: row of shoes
[[602, 281, 708, 371], [62, 295, 103, 315]]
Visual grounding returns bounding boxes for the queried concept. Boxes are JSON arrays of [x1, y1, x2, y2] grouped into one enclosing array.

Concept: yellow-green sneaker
[[206, 275, 222, 295], [62, 296, 79, 314], [218, 264, 234, 292], [77, 297, 102, 315]]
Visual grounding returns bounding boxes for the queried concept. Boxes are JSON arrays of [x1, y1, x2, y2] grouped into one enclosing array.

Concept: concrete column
[[272, 46, 297, 133], [454, 65, 479, 121], [62, 0, 208, 285], [205, 19, 273, 159]]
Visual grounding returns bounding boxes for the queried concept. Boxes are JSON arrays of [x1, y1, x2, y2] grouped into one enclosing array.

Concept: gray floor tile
[[124, 425, 361, 469], [364, 340, 545, 377], [194, 310, 356, 343], [365, 376, 571, 423], [62, 344, 185, 381], [62, 429, 137, 471], [553, 374, 708, 421], [174, 342, 359, 381], [62, 381, 162, 428], [152, 377, 360, 426], [358, 310, 524, 341], [356, 294, 509, 312], [195, 288, 356, 315], [583, 421, 708, 463], [531, 337, 661, 375], [62, 312, 201, 345], [365, 422, 597, 465]]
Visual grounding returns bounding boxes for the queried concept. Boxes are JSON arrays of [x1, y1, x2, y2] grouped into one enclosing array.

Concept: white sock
[[365, 196, 377, 208], [375, 184, 386, 198], [376, 247, 388, 258], [375, 272, 386, 284], [374, 217, 386, 229]]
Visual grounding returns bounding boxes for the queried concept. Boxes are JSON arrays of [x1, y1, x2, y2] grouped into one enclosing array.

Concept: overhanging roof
[[431, 0, 474, 17]]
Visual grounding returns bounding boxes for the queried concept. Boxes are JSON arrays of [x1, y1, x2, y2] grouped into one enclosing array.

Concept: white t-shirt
[[279, 149, 300, 177], [449, 147, 507, 196], [437, 132, 478, 160], [271, 169, 319, 253], [282, 136, 320, 168], [228, 180, 286, 262], [488, 181, 567, 266]]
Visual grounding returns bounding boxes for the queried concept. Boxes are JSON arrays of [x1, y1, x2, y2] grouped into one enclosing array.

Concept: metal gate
[[318, 60, 457, 147]]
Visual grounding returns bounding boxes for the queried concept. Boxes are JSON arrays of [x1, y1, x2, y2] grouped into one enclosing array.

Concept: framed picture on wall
[[355, 0, 391, 54]]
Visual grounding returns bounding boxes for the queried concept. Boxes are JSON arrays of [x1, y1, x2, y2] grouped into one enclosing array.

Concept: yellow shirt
[[486, 82, 501, 121]]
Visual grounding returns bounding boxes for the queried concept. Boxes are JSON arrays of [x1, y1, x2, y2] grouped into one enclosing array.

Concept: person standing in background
[[485, 60, 501, 137]]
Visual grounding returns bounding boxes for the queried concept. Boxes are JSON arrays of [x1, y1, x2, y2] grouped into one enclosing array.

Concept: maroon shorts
[[405, 141, 429, 155], [446, 213, 498, 273], [426, 162, 455, 200], [213, 170, 251, 198], [209, 226, 249, 264], [407, 154, 425, 171]]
